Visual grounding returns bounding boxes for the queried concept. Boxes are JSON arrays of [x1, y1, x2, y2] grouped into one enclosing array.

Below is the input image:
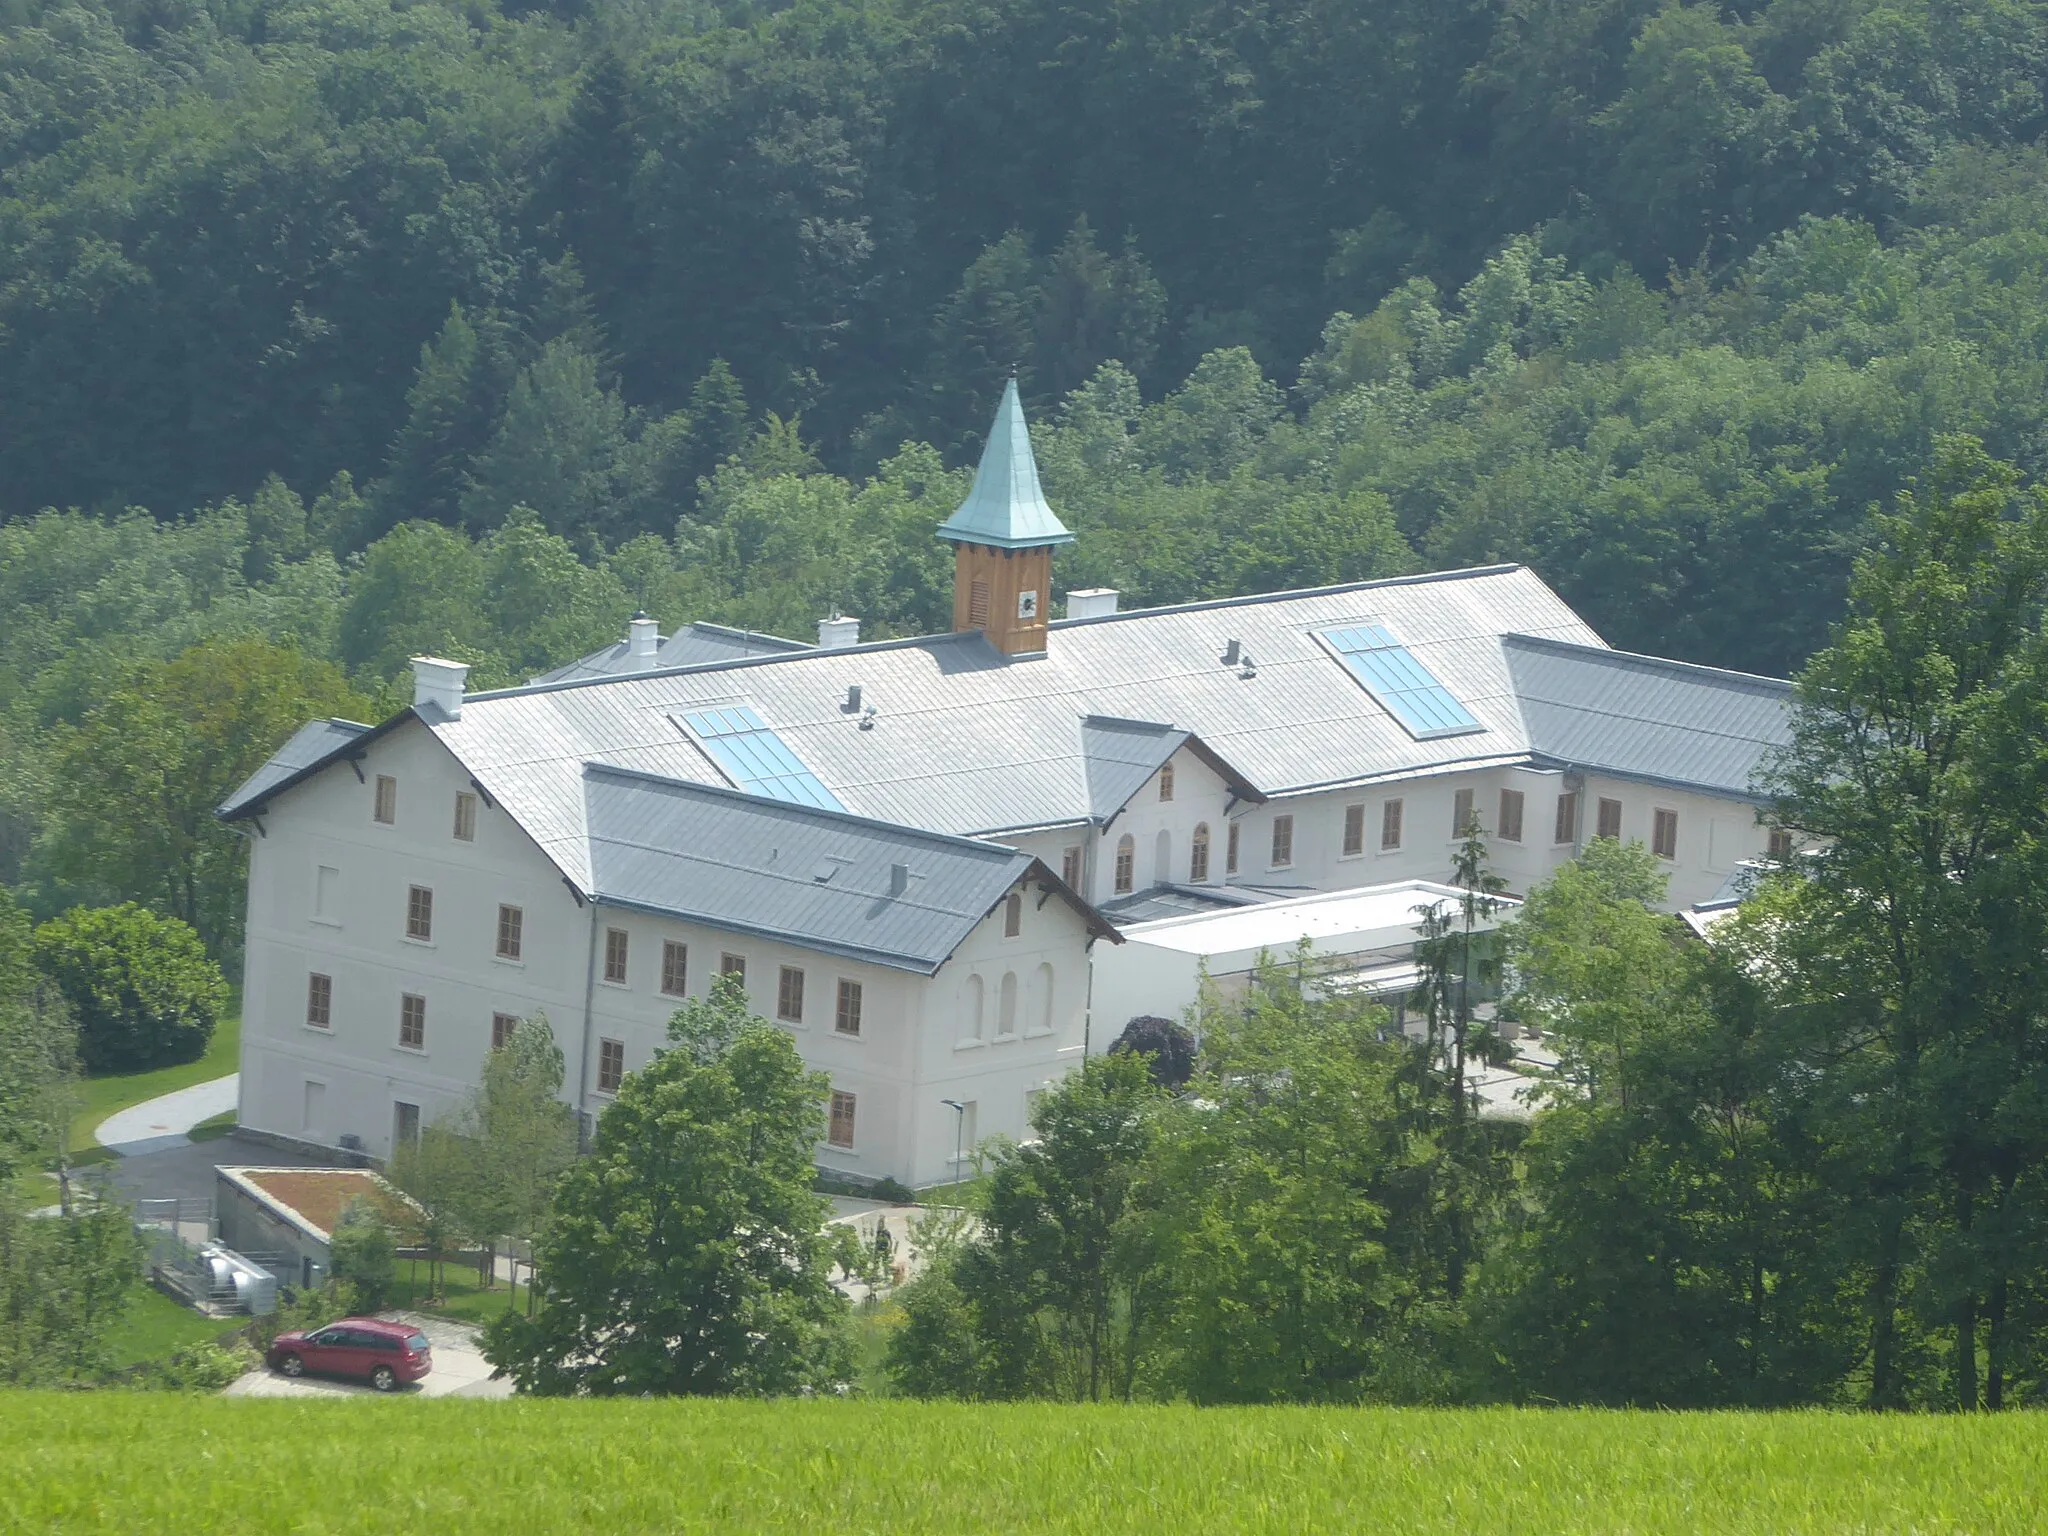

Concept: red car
[[267, 1317, 432, 1391]]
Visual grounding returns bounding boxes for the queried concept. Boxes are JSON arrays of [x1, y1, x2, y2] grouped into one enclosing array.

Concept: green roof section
[[935, 377, 1076, 549]]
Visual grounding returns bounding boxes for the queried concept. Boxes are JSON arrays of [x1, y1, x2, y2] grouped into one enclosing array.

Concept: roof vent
[[410, 656, 469, 721], [1239, 651, 1257, 680], [1221, 638, 1241, 667], [859, 704, 877, 731], [813, 860, 837, 883], [844, 684, 862, 713], [889, 862, 910, 896], [1066, 588, 1119, 620], [627, 612, 659, 666], [818, 613, 861, 649]]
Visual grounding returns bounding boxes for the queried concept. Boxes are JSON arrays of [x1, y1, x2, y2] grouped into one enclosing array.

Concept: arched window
[[1114, 834, 1135, 894], [1037, 962, 1055, 1035], [1190, 823, 1211, 883], [1158, 761, 1175, 802], [999, 972, 1018, 1037], [966, 974, 984, 1040], [1154, 829, 1171, 889]]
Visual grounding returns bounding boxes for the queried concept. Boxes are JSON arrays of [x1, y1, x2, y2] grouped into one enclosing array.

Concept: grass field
[[6, 1398, 2044, 1534], [63, 1008, 241, 1161], [98, 1287, 245, 1369]]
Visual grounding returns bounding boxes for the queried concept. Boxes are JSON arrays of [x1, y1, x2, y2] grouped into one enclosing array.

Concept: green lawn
[[98, 1286, 244, 1369], [63, 1008, 241, 1159], [7, 1398, 2044, 1533], [392, 1253, 528, 1325]]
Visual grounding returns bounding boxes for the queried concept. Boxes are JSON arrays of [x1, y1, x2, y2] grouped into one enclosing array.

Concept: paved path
[[224, 1311, 511, 1399], [95, 1073, 239, 1157]]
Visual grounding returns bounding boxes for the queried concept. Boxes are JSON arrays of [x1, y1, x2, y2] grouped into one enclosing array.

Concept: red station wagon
[[267, 1317, 432, 1391]]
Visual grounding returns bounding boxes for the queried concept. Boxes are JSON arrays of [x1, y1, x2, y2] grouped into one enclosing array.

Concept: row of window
[[373, 775, 481, 844]]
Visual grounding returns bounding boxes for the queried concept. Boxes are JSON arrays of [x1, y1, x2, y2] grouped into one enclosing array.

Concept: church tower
[[936, 377, 1075, 657]]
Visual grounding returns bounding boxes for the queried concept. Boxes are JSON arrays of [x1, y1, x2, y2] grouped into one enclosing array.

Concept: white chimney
[[818, 614, 861, 649], [627, 612, 659, 667], [1066, 588, 1119, 620], [410, 656, 469, 721]]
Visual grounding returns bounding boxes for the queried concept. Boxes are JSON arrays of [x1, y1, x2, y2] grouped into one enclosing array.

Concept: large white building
[[220, 380, 1794, 1187]]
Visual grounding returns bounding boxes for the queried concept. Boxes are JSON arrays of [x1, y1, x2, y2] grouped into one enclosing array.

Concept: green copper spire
[[935, 377, 1075, 549]]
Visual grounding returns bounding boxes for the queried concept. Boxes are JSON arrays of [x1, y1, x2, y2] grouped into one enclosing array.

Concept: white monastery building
[[221, 379, 1795, 1187]]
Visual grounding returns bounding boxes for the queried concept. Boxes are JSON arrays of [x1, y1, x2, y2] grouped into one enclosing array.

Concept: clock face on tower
[[1018, 590, 1040, 620]]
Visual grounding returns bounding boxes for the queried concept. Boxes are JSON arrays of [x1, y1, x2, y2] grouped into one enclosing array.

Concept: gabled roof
[[1501, 634, 1792, 801], [934, 378, 1074, 550], [218, 718, 373, 818], [532, 621, 810, 685], [583, 766, 1116, 972], [1077, 716, 1265, 824]]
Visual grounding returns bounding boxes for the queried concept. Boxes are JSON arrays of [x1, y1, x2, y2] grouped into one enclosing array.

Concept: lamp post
[[940, 1099, 967, 1190]]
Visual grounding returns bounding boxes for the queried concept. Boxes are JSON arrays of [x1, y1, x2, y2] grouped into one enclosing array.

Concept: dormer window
[[1158, 761, 1175, 802]]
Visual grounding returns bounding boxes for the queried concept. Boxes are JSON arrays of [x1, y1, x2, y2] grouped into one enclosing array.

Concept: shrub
[[32, 905, 226, 1073], [126, 1340, 255, 1392], [1107, 1015, 1196, 1088], [330, 1199, 398, 1311]]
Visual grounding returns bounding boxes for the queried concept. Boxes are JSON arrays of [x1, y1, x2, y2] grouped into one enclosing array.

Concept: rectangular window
[[1452, 787, 1476, 839], [597, 1037, 625, 1094], [1597, 797, 1623, 840], [1270, 815, 1294, 868], [406, 885, 433, 942], [1653, 808, 1679, 860], [399, 993, 426, 1051], [603, 927, 629, 985], [1060, 846, 1083, 888], [306, 973, 332, 1030], [661, 941, 688, 997], [1114, 838, 1134, 894], [393, 1101, 420, 1150], [1004, 892, 1022, 938], [720, 953, 746, 985], [1381, 798, 1404, 851], [373, 775, 397, 825], [778, 965, 806, 1023], [1554, 792, 1579, 846], [1226, 821, 1241, 875], [1342, 804, 1365, 857], [1497, 790, 1525, 844], [828, 1090, 856, 1149], [1189, 826, 1210, 883], [1768, 828, 1794, 861], [836, 979, 863, 1037], [1158, 761, 1175, 802], [453, 791, 477, 842], [314, 865, 340, 924], [496, 904, 522, 961], [492, 1012, 519, 1051]]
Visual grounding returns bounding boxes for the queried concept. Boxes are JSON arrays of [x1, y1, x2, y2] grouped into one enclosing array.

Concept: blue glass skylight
[[680, 706, 846, 810], [1318, 624, 1485, 740]]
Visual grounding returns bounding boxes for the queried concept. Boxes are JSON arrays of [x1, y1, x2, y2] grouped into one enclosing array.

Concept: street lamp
[[940, 1099, 967, 1189]]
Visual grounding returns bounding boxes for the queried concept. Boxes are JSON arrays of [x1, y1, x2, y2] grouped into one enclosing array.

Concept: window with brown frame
[[1158, 761, 1175, 802], [406, 885, 433, 941], [1270, 815, 1294, 868], [306, 973, 332, 1030], [1114, 835, 1135, 894], [496, 904, 522, 961], [1226, 821, 1241, 875], [1597, 797, 1623, 840], [597, 1037, 625, 1093], [1342, 804, 1365, 857], [661, 941, 688, 997], [492, 1012, 519, 1051], [1381, 799, 1403, 851], [1004, 892, 1022, 938], [373, 775, 397, 825], [1452, 787, 1476, 838], [1554, 791, 1580, 846], [453, 791, 477, 842], [1189, 824, 1211, 883], [1768, 828, 1794, 861], [720, 953, 746, 985], [836, 979, 863, 1037], [399, 993, 426, 1050], [778, 966, 806, 1023], [828, 1090, 856, 1148], [1497, 790, 1525, 844], [1652, 808, 1679, 860], [1060, 845, 1083, 887], [603, 927, 629, 985]]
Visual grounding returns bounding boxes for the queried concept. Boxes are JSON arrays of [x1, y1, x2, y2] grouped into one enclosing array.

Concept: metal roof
[[1501, 634, 1792, 801], [532, 621, 810, 685], [1075, 716, 1264, 823], [218, 718, 371, 817], [934, 378, 1075, 550], [583, 766, 1111, 972]]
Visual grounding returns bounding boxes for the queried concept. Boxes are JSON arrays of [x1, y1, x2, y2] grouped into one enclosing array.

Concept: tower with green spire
[[937, 377, 1074, 656]]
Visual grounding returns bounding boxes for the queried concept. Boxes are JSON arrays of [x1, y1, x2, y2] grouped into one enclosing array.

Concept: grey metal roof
[[533, 622, 810, 684], [218, 719, 373, 817], [1501, 634, 1792, 801], [583, 766, 1111, 972], [1079, 717, 1185, 822], [1095, 882, 1274, 926], [934, 378, 1074, 550]]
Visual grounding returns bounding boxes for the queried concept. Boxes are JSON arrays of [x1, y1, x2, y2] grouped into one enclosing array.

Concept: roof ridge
[[1047, 562, 1535, 627], [1502, 631, 1792, 691]]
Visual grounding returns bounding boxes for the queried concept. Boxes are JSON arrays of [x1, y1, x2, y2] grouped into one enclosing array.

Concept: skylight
[[1318, 624, 1485, 740], [679, 706, 846, 810]]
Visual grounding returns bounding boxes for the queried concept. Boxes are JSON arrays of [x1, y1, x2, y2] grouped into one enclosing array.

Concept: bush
[[1108, 1015, 1196, 1088], [125, 1340, 255, 1392], [32, 905, 226, 1073], [329, 1200, 398, 1311], [249, 1280, 360, 1352]]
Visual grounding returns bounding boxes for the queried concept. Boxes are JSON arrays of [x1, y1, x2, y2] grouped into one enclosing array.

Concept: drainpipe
[[574, 895, 602, 1149]]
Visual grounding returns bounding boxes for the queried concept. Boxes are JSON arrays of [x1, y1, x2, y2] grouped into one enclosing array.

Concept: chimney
[[627, 612, 659, 667], [410, 656, 469, 721], [889, 862, 910, 896], [1221, 639, 1241, 667], [1065, 588, 1119, 620], [844, 684, 863, 713], [818, 614, 861, 650]]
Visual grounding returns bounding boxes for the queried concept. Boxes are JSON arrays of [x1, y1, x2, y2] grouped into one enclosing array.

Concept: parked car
[[267, 1317, 432, 1391]]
